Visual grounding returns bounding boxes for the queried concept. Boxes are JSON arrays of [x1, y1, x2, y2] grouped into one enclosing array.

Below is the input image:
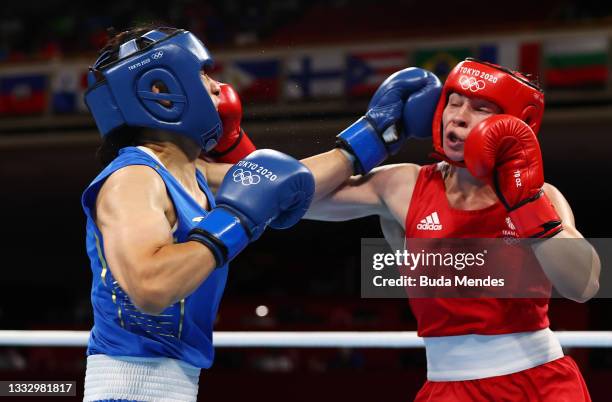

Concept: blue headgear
[[84, 29, 222, 151]]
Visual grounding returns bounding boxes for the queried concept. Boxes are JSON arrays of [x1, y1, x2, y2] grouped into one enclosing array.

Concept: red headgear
[[431, 58, 544, 166]]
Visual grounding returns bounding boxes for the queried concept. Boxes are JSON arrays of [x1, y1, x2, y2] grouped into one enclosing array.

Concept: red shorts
[[414, 356, 590, 402]]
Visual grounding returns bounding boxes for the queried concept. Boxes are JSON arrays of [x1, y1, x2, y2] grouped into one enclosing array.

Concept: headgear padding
[[431, 58, 544, 166], [85, 29, 222, 151]]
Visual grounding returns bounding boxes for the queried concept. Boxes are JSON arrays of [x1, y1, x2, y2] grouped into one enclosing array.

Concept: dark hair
[[93, 23, 175, 166], [95, 24, 178, 70], [96, 127, 143, 166]]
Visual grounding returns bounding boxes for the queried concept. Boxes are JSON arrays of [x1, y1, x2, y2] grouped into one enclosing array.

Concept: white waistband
[[424, 328, 564, 381], [84, 354, 201, 402]]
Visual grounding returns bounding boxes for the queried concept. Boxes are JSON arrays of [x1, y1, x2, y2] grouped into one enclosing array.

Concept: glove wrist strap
[[509, 193, 563, 238], [336, 117, 387, 175], [187, 208, 250, 267]]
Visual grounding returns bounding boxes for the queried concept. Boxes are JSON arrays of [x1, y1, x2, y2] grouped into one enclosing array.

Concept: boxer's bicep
[[539, 183, 600, 301], [95, 166, 173, 299]]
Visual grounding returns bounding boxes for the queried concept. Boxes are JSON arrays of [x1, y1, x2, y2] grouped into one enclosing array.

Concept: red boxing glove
[[464, 115, 563, 238], [206, 82, 256, 163]]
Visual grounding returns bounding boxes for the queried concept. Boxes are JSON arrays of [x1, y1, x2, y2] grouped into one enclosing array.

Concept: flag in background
[[474, 42, 545, 86], [224, 59, 281, 102], [346, 51, 406, 97], [544, 36, 609, 88], [477, 44, 498, 64], [0, 74, 47, 115], [495, 40, 521, 70], [518, 42, 541, 81], [51, 68, 79, 113], [285, 52, 344, 99], [413, 48, 471, 80]]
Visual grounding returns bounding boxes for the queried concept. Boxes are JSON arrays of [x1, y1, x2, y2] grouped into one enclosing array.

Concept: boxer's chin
[[442, 145, 464, 163]]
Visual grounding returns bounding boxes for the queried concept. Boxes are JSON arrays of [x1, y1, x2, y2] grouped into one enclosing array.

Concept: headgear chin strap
[[85, 29, 222, 152], [431, 58, 544, 167]]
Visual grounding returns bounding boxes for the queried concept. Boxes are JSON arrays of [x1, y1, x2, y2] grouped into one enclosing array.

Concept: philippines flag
[[224, 59, 281, 102], [285, 53, 344, 99], [0, 74, 47, 115], [346, 51, 406, 97]]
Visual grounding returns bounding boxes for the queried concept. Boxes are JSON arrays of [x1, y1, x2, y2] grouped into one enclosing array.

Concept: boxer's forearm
[[130, 242, 220, 315], [532, 227, 600, 303], [301, 149, 353, 203]]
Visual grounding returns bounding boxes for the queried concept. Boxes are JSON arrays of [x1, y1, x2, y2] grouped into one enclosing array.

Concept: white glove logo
[[459, 76, 486, 92], [233, 168, 261, 186]]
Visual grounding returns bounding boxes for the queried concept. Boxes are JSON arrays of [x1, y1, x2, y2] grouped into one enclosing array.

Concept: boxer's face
[[152, 70, 220, 110], [441, 93, 501, 162], [200, 70, 221, 110]]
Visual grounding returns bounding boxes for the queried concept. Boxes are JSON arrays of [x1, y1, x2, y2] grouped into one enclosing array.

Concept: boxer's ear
[[152, 81, 172, 107]]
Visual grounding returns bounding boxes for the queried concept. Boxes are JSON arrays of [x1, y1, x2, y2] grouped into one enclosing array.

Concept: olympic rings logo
[[459, 76, 486, 92], [151, 51, 164, 60], [233, 169, 261, 186]]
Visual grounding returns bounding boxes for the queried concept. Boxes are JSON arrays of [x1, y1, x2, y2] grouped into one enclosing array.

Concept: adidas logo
[[417, 212, 443, 231]]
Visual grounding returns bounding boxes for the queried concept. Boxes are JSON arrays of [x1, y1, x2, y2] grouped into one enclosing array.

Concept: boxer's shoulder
[[371, 163, 420, 216], [101, 165, 167, 199], [367, 162, 419, 192], [96, 165, 171, 221], [372, 162, 420, 182]]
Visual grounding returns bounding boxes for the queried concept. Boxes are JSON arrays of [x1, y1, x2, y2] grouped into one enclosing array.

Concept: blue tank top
[[81, 146, 228, 368]]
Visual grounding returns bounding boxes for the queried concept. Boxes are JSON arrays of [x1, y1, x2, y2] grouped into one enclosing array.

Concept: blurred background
[[1, 0, 611, 400]]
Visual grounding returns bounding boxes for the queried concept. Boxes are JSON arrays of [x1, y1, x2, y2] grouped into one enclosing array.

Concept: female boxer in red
[[307, 58, 600, 401]]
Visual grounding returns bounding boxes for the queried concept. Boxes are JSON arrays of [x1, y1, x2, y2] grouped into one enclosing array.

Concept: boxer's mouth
[[446, 131, 465, 146]]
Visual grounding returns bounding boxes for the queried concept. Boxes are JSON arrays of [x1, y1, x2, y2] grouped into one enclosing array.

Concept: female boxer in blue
[[81, 25, 439, 401]]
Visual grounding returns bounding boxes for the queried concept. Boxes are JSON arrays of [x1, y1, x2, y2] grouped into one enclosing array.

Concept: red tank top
[[405, 164, 549, 337]]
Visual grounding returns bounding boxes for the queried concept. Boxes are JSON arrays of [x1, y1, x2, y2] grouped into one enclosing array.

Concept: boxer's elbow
[[130, 282, 172, 315], [575, 247, 602, 303], [563, 268, 600, 303], [578, 279, 599, 303], [564, 280, 599, 303], [126, 267, 173, 315]]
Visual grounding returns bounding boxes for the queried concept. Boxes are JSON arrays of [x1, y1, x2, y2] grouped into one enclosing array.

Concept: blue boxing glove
[[337, 68, 441, 174], [188, 149, 315, 266]]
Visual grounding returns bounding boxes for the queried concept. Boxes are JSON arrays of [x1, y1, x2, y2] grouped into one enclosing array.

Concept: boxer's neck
[[140, 132, 201, 196], [444, 165, 498, 209]]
